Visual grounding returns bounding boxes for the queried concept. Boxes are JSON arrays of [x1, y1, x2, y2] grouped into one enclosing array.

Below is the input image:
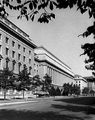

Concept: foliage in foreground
[[16, 65, 31, 98], [0, 67, 14, 99]]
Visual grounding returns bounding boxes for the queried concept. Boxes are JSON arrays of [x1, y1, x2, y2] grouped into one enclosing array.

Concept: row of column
[[46, 66, 59, 84]]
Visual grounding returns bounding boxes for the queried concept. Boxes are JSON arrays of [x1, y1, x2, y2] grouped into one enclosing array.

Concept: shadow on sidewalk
[[0, 109, 84, 120]]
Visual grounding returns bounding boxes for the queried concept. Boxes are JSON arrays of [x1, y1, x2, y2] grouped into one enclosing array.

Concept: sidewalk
[[0, 96, 73, 107], [0, 98, 39, 106]]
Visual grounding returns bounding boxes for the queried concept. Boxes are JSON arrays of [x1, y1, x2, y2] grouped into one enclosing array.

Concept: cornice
[[0, 17, 37, 49]]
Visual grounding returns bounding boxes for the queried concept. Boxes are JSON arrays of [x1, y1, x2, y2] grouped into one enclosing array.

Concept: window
[[12, 62, 15, 71], [18, 44, 20, 50], [6, 48, 9, 55], [12, 41, 15, 47], [5, 37, 9, 43], [23, 47, 25, 52], [0, 45, 1, 53], [29, 66, 32, 74], [23, 56, 25, 62], [12, 51, 15, 58], [18, 64, 20, 72], [6, 60, 8, 68], [18, 53, 21, 60], [0, 59, 1, 68], [0, 34, 1, 40], [29, 59, 31, 64], [18, 62, 21, 72], [29, 50, 31, 55], [5, 57, 10, 68]]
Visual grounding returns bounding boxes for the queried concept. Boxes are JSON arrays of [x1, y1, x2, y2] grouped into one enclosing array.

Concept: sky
[[7, 6, 94, 77]]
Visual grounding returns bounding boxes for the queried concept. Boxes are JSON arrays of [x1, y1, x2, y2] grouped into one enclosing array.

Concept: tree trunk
[[22, 90, 24, 99], [4, 89, 6, 100]]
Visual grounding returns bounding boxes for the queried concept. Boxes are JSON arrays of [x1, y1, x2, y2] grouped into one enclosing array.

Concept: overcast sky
[[8, 6, 94, 77]]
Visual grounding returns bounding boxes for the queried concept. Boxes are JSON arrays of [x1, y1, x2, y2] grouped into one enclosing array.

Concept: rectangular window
[[23, 47, 25, 52], [29, 50, 31, 55], [0, 59, 1, 68], [23, 56, 25, 62], [0, 34, 1, 40], [12, 51, 15, 58], [29, 67, 32, 74], [12, 62, 15, 71], [12, 41, 15, 47], [6, 48, 9, 55], [0, 45, 1, 53], [29, 59, 31, 64], [18, 44, 20, 50], [6, 37, 9, 43], [18, 53, 21, 60]]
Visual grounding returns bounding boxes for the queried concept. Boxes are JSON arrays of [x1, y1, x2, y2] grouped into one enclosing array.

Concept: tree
[[32, 74, 41, 97], [55, 87, 61, 96], [62, 83, 80, 96], [90, 89, 95, 96], [0, 0, 95, 75], [42, 74, 52, 93], [62, 83, 71, 96], [17, 65, 31, 99], [82, 87, 89, 95], [0, 67, 14, 100], [71, 84, 80, 96], [49, 85, 56, 96]]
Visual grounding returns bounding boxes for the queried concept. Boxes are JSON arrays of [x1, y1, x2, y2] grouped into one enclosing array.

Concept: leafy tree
[[32, 74, 41, 97], [17, 65, 31, 99], [0, 0, 95, 75], [49, 85, 56, 96], [42, 74, 52, 93], [62, 83, 71, 96], [90, 89, 95, 96], [82, 87, 89, 95], [0, 0, 94, 24], [0, 67, 14, 100], [62, 83, 80, 96], [55, 87, 61, 96], [72, 84, 80, 95]]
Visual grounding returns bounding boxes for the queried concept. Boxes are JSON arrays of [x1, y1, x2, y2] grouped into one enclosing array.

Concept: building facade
[[0, 17, 37, 77], [34, 46, 75, 87], [0, 17, 75, 89], [74, 75, 87, 93]]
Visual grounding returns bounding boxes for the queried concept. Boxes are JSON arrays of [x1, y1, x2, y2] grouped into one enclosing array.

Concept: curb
[[0, 100, 38, 107]]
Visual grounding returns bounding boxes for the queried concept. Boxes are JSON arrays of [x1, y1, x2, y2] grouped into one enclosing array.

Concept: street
[[0, 97, 95, 120]]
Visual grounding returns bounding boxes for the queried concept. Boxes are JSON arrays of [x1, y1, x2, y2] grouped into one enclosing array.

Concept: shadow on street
[[51, 97, 95, 115], [0, 109, 83, 120], [52, 104, 95, 115]]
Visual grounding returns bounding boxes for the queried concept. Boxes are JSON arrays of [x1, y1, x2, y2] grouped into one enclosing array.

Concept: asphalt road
[[0, 97, 95, 120]]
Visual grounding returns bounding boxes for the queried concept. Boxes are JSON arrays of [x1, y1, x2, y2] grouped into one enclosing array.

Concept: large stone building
[[34, 46, 75, 87], [74, 75, 87, 93], [0, 17, 37, 78], [0, 17, 75, 88]]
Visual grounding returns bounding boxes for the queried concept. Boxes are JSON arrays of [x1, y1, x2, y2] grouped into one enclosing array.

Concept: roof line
[[36, 45, 72, 70]]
